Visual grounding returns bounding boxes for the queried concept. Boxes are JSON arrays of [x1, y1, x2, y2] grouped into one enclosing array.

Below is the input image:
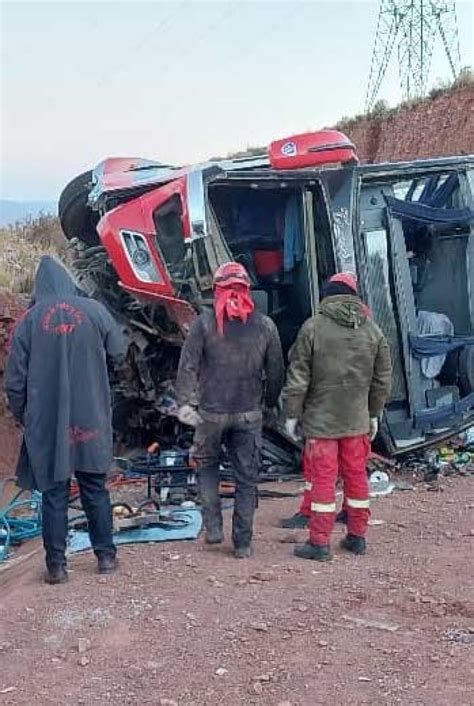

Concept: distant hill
[[0, 199, 57, 227]]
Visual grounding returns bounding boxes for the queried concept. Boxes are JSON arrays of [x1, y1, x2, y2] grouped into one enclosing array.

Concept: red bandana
[[214, 284, 255, 336]]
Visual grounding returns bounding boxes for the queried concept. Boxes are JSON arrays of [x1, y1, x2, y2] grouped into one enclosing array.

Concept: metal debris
[[445, 628, 474, 645], [369, 471, 395, 497]]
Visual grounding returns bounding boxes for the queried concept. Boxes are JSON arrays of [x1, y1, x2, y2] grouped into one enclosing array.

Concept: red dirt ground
[[0, 411, 20, 481], [0, 475, 473, 705], [0, 290, 27, 481]]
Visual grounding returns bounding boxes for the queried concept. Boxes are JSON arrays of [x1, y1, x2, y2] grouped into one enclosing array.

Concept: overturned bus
[[59, 131, 474, 456]]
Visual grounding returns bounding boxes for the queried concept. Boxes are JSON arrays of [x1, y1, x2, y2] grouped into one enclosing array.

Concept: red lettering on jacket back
[[42, 303, 84, 335]]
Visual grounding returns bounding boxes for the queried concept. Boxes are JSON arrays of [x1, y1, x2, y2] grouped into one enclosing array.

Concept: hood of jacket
[[320, 294, 368, 328], [33, 256, 78, 302]]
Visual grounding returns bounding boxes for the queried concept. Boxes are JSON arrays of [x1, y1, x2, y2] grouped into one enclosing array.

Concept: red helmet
[[329, 272, 358, 292], [213, 262, 251, 288]]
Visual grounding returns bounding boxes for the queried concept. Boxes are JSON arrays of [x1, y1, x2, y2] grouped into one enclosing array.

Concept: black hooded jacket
[[4, 256, 125, 491], [175, 308, 284, 414]]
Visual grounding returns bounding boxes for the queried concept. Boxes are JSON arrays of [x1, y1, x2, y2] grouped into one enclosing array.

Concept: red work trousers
[[299, 446, 347, 518], [306, 436, 370, 545], [299, 446, 312, 517]]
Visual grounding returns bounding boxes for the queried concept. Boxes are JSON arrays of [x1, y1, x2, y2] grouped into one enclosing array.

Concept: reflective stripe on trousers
[[311, 501, 336, 513], [346, 497, 370, 509]]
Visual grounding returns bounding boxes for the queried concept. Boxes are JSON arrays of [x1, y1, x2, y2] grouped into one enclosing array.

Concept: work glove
[[177, 404, 203, 428], [285, 418, 300, 441], [369, 417, 379, 441]]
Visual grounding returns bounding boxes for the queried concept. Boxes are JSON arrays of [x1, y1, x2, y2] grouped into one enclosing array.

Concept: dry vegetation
[[0, 214, 65, 293], [336, 67, 474, 131]]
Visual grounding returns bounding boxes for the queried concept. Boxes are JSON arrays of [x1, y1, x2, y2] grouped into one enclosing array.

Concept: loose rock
[[250, 622, 269, 632], [77, 638, 91, 654], [250, 571, 274, 582]]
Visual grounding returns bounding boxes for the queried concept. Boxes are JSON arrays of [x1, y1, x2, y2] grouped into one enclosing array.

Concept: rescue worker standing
[[5, 257, 125, 584], [175, 262, 284, 558], [283, 273, 391, 561]]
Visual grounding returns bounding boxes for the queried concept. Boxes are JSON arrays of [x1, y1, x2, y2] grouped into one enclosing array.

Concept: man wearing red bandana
[[175, 262, 284, 558]]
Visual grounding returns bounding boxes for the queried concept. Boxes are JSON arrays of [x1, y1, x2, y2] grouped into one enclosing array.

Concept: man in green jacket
[[283, 273, 392, 561]]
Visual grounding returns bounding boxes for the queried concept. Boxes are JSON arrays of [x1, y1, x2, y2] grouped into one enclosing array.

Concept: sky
[[1, 0, 473, 201]]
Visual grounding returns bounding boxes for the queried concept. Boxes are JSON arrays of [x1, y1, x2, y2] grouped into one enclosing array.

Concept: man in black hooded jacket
[[5, 256, 125, 584]]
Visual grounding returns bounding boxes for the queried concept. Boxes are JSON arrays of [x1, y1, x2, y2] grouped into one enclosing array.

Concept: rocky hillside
[[223, 76, 474, 165], [338, 81, 474, 164]]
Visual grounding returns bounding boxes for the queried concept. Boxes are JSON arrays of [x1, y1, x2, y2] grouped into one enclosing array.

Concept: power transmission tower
[[365, 0, 461, 112]]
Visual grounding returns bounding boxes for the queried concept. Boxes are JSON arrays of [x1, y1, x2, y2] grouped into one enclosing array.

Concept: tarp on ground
[[67, 508, 202, 553]]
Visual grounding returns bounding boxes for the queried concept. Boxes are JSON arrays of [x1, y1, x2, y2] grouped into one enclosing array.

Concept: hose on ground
[[0, 492, 42, 562]]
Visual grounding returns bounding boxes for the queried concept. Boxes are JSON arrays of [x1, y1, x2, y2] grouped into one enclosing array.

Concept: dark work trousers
[[193, 411, 262, 549], [42, 471, 116, 571]]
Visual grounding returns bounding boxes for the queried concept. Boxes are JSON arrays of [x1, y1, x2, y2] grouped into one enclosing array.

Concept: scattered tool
[[116, 444, 197, 507], [68, 507, 202, 553]]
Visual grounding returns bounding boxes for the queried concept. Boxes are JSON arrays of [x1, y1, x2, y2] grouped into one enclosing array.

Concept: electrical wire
[[96, 0, 189, 89]]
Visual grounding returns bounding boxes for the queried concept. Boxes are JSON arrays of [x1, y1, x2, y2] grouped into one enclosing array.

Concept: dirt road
[[0, 407, 20, 481], [0, 476, 473, 706]]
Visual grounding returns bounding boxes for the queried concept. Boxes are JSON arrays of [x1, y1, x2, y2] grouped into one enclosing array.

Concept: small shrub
[[452, 66, 474, 89], [369, 99, 391, 120]]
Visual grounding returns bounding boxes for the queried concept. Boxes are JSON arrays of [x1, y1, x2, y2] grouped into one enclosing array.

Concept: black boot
[[280, 512, 309, 529], [98, 555, 118, 574], [205, 528, 224, 545], [340, 534, 366, 555], [335, 509, 348, 525], [233, 545, 253, 559], [294, 541, 331, 562], [44, 566, 69, 585]]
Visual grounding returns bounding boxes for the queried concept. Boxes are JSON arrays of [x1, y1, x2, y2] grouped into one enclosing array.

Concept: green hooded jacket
[[283, 295, 392, 439]]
